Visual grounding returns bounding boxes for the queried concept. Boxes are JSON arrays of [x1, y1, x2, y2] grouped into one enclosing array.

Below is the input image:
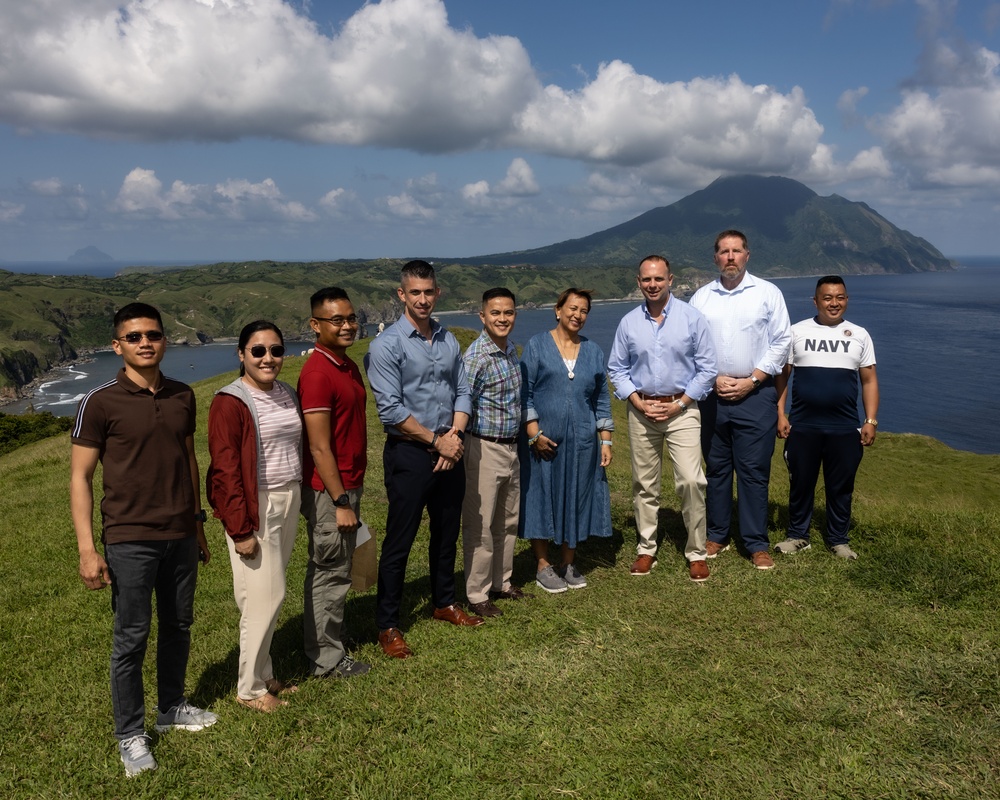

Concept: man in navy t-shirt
[[774, 276, 880, 560]]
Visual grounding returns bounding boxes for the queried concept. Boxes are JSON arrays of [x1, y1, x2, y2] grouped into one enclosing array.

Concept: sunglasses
[[248, 344, 286, 358], [120, 331, 164, 344]]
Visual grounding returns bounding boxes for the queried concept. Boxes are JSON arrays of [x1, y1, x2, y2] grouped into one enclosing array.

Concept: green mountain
[[0, 174, 954, 399], [460, 174, 954, 276]]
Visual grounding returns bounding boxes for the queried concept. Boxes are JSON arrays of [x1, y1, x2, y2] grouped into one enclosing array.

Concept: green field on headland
[[0, 260, 661, 396], [2, 336, 998, 799]]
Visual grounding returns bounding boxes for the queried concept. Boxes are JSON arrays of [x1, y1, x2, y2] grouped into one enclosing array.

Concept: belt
[[638, 391, 684, 403], [469, 432, 518, 445]]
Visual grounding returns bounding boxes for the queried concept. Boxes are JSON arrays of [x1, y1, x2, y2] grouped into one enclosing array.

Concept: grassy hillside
[[2, 340, 998, 798]]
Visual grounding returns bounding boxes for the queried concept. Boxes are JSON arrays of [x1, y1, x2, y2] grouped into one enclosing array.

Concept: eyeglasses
[[313, 315, 358, 327], [119, 331, 164, 344], [248, 344, 286, 358]]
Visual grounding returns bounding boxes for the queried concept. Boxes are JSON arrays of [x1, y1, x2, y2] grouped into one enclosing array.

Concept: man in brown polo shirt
[[70, 302, 216, 778]]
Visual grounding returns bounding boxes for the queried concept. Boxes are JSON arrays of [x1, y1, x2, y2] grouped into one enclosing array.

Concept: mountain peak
[[462, 174, 951, 275]]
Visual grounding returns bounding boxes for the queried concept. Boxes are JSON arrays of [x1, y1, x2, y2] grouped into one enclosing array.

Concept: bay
[[7, 260, 999, 454]]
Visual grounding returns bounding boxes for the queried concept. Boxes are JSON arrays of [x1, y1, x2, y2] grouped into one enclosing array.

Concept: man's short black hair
[[401, 260, 436, 283], [114, 303, 163, 336], [311, 287, 351, 314], [816, 275, 846, 291], [482, 287, 516, 305]]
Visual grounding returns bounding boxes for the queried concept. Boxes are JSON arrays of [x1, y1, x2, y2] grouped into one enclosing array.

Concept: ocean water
[[6, 259, 999, 454], [444, 258, 1000, 455]]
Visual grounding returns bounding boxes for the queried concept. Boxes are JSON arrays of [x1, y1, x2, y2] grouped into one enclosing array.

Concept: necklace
[[551, 331, 580, 380]]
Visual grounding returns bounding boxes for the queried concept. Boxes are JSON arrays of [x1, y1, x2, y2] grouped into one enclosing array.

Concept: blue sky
[[2, 0, 999, 263]]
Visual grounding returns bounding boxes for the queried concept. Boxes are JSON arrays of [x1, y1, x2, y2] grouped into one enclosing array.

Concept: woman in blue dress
[[520, 288, 614, 593]]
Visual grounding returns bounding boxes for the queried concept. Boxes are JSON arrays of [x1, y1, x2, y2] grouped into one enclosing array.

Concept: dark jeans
[[700, 385, 778, 554], [784, 428, 864, 546], [377, 439, 465, 630], [105, 537, 198, 740]]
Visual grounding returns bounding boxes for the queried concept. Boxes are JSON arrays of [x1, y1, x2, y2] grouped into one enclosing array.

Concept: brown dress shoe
[[468, 600, 503, 618], [629, 554, 657, 575], [706, 541, 730, 559], [490, 585, 533, 601], [751, 551, 775, 570], [689, 560, 710, 582], [432, 604, 485, 627], [378, 628, 413, 659]]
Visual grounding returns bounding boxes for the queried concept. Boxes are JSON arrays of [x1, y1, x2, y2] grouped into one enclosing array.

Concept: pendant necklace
[[554, 333, 580, 380]]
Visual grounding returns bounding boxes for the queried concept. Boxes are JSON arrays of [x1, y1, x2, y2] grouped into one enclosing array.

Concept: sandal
[[265, 678, 299, 696], [236, 693, 287, 713]]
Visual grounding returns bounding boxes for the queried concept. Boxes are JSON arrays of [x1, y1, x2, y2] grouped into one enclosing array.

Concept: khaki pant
[[627, 404, 707, 561], [226, 481, 300, 700], [462, 435, 519, 604]]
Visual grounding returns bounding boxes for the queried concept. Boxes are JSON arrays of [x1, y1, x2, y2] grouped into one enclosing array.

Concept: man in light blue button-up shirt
[[366, 261, 482, 659], [608, 255, 717, 582]]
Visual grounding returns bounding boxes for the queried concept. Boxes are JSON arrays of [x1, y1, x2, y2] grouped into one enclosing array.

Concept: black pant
[[376, 439, 466, 630], [784, 428, 863, 547]]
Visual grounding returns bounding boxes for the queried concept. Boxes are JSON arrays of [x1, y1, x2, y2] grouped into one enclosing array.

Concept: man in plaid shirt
[[461, 288, 530, 618]]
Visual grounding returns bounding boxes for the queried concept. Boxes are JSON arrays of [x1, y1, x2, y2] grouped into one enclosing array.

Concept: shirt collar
[[399, 313, 443, 340], [116, 367, 161, 395], [476, 329, 517, 357], [313, 341, 350, 368]]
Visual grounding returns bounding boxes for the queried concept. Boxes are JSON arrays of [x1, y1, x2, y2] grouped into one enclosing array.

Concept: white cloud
[[837, 86, 869, 123], [385, 192, 435, 220], [0, 201, 25, 222], [27, 177, 84, 197], [0, 0, 853, 180], [114, 167, 316, 221], [494, 157, 539, 196]]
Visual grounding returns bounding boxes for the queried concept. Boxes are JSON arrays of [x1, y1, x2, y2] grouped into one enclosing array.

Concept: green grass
[[2, 335, 999, 798]]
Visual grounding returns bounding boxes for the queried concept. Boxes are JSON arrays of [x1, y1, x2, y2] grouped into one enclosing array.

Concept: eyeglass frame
[[312, 314, 359, 327]]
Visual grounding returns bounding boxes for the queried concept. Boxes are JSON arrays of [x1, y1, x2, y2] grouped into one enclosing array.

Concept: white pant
[[627, 404, 707, 561], [226, 481, 300, 700]]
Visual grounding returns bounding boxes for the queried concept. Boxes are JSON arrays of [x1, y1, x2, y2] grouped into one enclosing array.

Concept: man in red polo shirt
[[298, 287, 370, 678]]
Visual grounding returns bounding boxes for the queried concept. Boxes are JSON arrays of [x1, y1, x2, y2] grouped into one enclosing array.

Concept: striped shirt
[[247, 383, 303, 488], [463, 330, 522, 439]]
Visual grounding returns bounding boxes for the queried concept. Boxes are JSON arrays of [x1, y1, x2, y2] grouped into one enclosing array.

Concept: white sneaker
[[775, 538, 811, 555], [119, 734, 157, 777], [831, 544, 858, 560], [154, 700, 218, 732]]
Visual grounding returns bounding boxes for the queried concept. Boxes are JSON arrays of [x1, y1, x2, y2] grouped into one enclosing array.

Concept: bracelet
[[527, 430, 543, 446], [675, 400, 688, 414], [600, 440, 612, 447], [431, 433, 439, 448], [864, 418, 878, 428]]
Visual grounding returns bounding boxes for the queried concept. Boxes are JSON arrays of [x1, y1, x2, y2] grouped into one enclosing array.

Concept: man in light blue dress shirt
[[608, 255, 717, 582], [690, 231, 791, 570], [366, 261, 484, 659]]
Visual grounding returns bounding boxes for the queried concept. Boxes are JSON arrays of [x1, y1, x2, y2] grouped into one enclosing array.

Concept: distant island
[[67, 246, 114, 264], [1, 174, 953, 399]]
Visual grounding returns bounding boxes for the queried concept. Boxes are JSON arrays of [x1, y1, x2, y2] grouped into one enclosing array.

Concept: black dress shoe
[[490, 584, 533, 601], [468, 600, 503, 618]]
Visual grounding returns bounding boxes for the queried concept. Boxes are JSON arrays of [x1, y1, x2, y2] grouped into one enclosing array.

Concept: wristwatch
[[332, 493, 351, 508], [750, 375, 761, 389], [194, 509, 207, 522]]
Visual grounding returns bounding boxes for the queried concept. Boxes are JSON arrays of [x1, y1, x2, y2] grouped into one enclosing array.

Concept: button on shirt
[[463, 330, 522, 439], [607, 296, 718, 401], [366, 314, 472, 434], [689, 271, 791, 378]]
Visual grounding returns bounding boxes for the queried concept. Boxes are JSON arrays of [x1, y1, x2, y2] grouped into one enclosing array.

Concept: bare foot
[[236, 693, 288, 713]]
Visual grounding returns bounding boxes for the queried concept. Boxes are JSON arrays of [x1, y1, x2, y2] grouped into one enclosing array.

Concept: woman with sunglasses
[[207, 321, 303, 712]]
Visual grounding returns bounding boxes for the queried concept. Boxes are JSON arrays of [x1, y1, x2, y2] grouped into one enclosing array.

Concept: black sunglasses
[[248, 344, 286, 358], [120, 331, 164, 344]]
